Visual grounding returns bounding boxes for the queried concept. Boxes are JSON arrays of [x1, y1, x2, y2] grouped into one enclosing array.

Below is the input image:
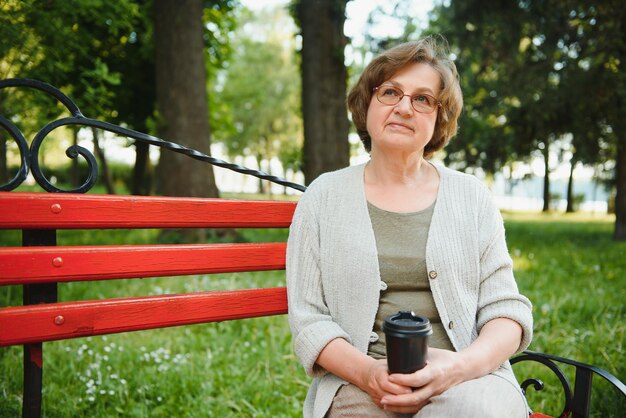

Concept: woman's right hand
[[316, 339, 412, 407], [360, 359, 413, 407]]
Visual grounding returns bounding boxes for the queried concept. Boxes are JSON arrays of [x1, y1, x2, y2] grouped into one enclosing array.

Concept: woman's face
[[366, 62, 441, 156]]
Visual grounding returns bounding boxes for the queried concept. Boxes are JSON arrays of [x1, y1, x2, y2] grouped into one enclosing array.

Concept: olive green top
[[366, 201, 454, 359]]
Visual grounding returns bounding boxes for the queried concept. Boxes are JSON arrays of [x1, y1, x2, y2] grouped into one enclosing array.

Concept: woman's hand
[[379, 318, 524, 413], [359, 358, 413, 407], [379, 348, 464, 414], [315, 338, 412, 407]]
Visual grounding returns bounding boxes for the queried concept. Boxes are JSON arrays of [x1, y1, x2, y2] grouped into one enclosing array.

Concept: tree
[[582, 0, 626, 239], [1, 0, 237, 196], [212, 6, 302, 195], [154, 0, 220, 198], [291, 0, 350, 184], [431, 0, 626, 235], [0, 0, 150, 191]]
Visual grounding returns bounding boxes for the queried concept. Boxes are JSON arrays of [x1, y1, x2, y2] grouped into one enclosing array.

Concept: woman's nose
[[394, 95, 414, 115]]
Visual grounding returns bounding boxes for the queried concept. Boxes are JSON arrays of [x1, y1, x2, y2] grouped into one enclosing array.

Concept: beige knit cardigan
[[286, 162, 533, 418]]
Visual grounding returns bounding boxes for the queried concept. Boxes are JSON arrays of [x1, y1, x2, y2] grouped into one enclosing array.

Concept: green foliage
[[211, 6, 303, 185], [1, 213, 624, 416], [1, 0, 241, 196], [203, 0, 240, 81], [428, 0, 624, 179]]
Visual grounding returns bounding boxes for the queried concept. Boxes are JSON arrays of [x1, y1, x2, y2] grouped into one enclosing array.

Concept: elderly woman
[[286, 36, 533, 417]]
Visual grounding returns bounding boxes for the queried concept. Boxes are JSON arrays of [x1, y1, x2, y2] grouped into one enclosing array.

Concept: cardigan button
[[428, 270, 438, 279], [448, 321, 454, 329], [369, 332, 379, 343], [379, 281, 388, 291]]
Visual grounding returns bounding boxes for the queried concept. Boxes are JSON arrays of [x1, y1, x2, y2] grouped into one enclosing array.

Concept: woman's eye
[[414, 95, 432, 105], [382, 88, 401, 97]]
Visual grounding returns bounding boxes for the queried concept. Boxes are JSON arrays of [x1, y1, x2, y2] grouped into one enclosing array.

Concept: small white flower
[[88, 396, 95, 402], [120, 379, 127, 385]]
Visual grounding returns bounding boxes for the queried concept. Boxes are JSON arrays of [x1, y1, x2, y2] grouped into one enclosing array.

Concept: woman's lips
[[387, 122, 413, 131]]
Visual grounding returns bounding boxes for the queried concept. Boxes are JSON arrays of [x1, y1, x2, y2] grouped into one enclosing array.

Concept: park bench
[[1, 78, 624, 418]]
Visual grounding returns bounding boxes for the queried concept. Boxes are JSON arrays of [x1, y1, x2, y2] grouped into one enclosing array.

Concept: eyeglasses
[[373, 85, 441, 114]]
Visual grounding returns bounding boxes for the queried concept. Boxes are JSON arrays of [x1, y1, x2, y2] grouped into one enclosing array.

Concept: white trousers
[[326, 374, 528, 418]]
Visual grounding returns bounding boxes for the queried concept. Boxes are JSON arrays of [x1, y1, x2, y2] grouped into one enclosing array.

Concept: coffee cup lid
[[383, 311, 433, 336]]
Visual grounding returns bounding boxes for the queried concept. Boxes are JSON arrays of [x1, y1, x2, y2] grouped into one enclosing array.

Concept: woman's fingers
[[388, 367, 433, 388], [380, 390, 430, 414], [381, 379, 413, 395]]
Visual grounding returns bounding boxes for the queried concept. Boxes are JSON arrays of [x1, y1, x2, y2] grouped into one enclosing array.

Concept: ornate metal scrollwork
[[513, 350, 626, 418], [0, 78, 307, 193], [511, 351, 575, 418], [0, 114, 30, 191]]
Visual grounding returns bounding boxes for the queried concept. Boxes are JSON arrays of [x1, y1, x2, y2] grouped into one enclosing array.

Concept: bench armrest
[[511, 350, 626, 418]]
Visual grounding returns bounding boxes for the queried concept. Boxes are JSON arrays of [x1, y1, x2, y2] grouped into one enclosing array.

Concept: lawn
[[0, 211, 624, 417]]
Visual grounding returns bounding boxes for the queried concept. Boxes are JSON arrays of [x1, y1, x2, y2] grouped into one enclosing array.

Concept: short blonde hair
[[347, 36, 463, 158]]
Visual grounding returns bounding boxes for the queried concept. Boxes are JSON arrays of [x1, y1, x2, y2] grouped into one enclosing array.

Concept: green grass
[[1, 212, 625, 417], [505, 211, 625, 417]]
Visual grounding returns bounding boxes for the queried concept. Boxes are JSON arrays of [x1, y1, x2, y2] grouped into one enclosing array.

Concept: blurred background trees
[[1, 0, 624, 239], [212, 6, 302, 196], [291, 0, 350, 185]]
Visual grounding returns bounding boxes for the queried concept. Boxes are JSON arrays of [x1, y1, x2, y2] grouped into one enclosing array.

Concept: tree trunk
[[154, 0, 219, 199], [92, 128, 115, 194], [614, 134, 626, 240], [265, 135, 273, 199], [296, 0, 350, 185], [565, 156, 576, 213], [132, 141, 151, 195], [542, 143, 551, 212], [255, 154, 264, 194]]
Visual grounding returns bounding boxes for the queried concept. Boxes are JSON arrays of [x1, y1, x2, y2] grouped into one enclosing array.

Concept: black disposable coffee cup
[[383, 311, 432, 374]]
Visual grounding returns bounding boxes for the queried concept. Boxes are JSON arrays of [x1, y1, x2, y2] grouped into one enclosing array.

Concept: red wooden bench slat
[[0, 192, 296, 229], [0, 242, 286, 285], [0, 287, 288, 346]]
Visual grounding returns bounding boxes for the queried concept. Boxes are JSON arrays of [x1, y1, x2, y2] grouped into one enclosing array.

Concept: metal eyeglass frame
[[373, 85, 442, 114]]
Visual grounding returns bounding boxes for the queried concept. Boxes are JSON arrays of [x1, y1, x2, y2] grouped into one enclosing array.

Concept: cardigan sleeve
[[286, 189, 352, 378], [475, 187, 533, 354]]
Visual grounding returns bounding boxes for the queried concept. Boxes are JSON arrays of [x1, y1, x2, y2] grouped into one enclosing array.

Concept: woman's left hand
[[379, 348, 465, 414]]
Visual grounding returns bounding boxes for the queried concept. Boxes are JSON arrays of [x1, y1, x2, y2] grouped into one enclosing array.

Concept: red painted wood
[[0, 287, 288, 346], [0, 192, 296, 229], [0, 243, 286, 285]]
